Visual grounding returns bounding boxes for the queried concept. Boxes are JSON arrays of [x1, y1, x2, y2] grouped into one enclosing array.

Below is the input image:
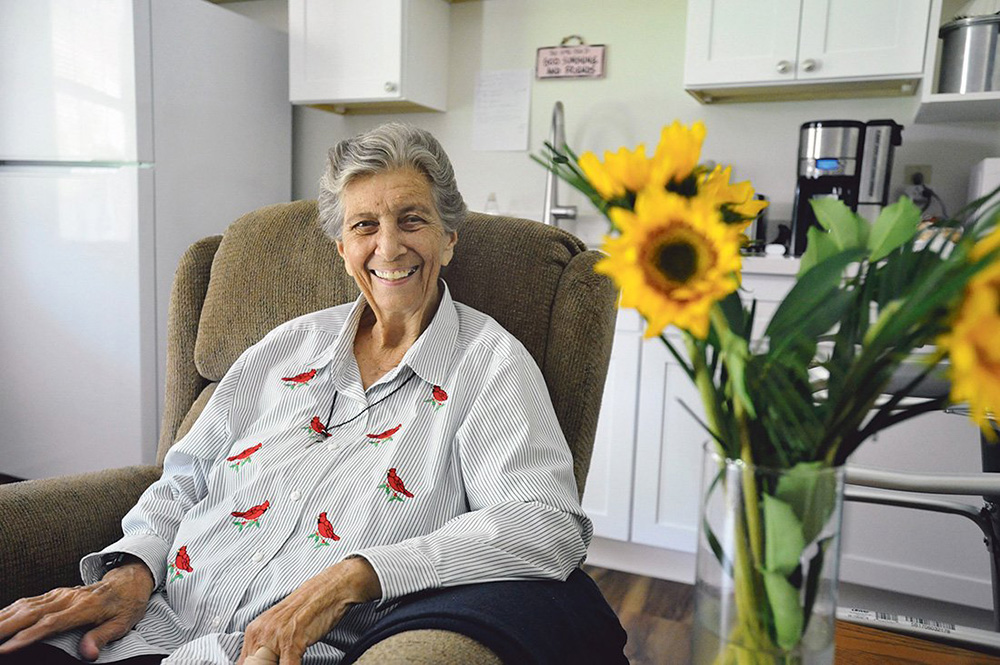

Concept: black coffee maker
[[791, 119, 904, 256]]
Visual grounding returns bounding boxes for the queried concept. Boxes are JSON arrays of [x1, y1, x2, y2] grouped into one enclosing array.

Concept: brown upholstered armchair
[[0, 201, 617, 662]]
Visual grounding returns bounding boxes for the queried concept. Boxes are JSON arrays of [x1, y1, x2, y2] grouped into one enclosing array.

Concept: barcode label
[[839, 606, 1000, 650], [898, 615, 956, 633], [845, 609, 956, 634]]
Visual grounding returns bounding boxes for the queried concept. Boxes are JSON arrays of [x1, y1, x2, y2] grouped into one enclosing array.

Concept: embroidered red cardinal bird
[[318, 512, 340, 541], [232, 500, 270, 531], [308, 512, 340, 548], [424, 385, 448, 410], [309, 416, 330, 438], [168, 545, 193, 581], [366, 424, 402, 446], [226, 443, 262, 468], [381, 468, 414, 502], [175, 546, 193, 573], [281, 368, 316, 388]]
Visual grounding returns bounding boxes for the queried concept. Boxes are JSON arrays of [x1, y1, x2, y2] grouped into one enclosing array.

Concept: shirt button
[[290, 490, 301, 501], [326, 442, 337, 451], [251, 552, 264, 563], [211, 616, 222, 628]]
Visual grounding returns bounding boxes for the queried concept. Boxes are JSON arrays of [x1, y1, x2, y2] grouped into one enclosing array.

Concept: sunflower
[[700, 165, 769, 230], [578, 144, 652, 201], [596, 187, 742, 339], [650, 120, 706, 190], [940, 227, 1000, 434]]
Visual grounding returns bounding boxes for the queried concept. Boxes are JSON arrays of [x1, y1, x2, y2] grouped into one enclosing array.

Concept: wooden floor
[[584, 565, 694, 664]]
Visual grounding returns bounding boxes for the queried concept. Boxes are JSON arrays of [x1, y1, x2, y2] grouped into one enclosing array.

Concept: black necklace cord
[[322, 371, 418, 433]]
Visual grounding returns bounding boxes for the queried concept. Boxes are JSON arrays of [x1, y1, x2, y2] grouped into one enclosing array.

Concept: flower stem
[[685, 334, 727, 456]]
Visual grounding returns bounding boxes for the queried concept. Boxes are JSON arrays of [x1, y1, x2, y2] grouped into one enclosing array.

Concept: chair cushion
[[159, 235, 222, 463], [195, 201, 357, 381], [194, 201, 587, 382]]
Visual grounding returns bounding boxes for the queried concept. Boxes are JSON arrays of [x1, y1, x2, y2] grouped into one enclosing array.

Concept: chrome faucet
[[542, 101, 577, 226]]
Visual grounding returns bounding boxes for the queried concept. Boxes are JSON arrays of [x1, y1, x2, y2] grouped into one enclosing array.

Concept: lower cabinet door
[[630, 336, 708, 553], [582, 311, 642, 541]]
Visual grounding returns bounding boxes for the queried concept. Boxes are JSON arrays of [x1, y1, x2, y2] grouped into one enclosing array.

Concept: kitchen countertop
[[742, 254, 800, 276], [570, 214, 801, 277], [583, 247, 802, 276]]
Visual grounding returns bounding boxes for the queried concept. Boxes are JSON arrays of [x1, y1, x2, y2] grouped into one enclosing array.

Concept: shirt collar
[[307, 281, 459, 390], [400, 280, 459, 389]]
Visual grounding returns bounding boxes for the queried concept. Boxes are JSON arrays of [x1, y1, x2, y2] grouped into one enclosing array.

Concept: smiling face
[[336, 167, 457, 331]]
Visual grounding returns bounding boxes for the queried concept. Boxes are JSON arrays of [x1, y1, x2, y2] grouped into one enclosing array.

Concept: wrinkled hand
[[0, 558, 154, 662], [237, 557, 381, 665]]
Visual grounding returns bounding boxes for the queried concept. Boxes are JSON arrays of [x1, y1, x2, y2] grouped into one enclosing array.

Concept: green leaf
[[703, 518, 734, 578], [701, 468, 735, 577], [718, 291, 748, 340], [762, 572, 805, 650], [774, 462, 838, 544], [762, 493, 806, 575], [862, 300, 903, 347], [811, 198, 869, 250], [719, 326, 756, 419], [801, 536, 834, 634], [868, 197, 921, 262], [766, 248, 865, 349], [798, 226, 841, 275]]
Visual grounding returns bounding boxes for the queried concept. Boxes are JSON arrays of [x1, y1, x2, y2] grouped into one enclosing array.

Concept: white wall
[[224, 0, 1000, 610], [228, 0, 1000, 245]]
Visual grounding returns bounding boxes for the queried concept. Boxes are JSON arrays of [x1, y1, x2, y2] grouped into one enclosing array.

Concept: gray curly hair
[[318, 123, 467, 240]]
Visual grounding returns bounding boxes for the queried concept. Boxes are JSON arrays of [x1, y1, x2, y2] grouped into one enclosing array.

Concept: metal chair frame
[[841, 407, 1000, 651]]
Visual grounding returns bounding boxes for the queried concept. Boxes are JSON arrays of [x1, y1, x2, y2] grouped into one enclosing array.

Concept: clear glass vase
[[691, 445, 846, 665]]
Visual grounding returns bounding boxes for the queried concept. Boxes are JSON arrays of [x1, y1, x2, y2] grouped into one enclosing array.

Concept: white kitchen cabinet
[[289, 0, 449, 114], [582, 309, 643, 542], [584, 264, 799, 551], [915, 0, 1000, 123], [626, 262, 798, 552], [629, 334, 707, 552], [684, 0, 931, 103]]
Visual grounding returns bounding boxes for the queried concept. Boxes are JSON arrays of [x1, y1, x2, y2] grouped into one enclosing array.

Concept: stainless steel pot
[[938, 14, 1000, 93]]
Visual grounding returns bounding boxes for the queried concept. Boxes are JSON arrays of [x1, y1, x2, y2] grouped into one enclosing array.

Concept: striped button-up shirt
[[47, 283, 591, 664]]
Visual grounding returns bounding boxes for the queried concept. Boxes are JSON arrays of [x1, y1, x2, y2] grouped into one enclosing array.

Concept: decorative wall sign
[[536, 35, 606, 80]]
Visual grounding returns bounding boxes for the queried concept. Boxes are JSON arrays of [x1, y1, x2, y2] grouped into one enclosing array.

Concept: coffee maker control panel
[[802, 157, 856, 178]]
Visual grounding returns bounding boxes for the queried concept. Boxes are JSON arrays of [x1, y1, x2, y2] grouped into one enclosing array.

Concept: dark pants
[[1, 569, 627, 665], [344, 567, 628, 665], [0, 643, 163, 664]]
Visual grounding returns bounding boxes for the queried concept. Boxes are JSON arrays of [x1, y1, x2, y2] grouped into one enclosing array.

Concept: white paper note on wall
[[473, 69, 531, 151]]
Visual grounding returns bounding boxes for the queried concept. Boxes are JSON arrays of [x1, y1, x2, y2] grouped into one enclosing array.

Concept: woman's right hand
[[0, 557, 154, 662]]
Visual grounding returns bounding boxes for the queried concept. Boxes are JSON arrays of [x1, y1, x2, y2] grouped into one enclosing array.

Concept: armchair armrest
[[0, 465, 161, 606], [352, 630, 501, 665]]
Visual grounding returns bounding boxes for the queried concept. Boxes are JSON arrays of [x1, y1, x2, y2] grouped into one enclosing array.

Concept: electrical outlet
[[903, 164, 932, 186]]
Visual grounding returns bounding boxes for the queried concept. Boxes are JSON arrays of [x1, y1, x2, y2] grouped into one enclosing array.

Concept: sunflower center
[[656, 240, 699, 284]]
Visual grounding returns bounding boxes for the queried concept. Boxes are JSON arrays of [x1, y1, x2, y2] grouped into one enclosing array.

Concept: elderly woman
[[0, 123, 626, 664]]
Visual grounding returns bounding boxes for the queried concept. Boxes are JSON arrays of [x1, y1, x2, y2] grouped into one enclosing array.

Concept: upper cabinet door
[[289, 0, 448, 113], [290, 0, 403, 105], [684, 0, 803, 87], [797, 0, 931, 80]]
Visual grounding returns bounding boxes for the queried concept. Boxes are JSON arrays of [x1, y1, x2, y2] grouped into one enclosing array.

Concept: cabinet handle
[[384, 81, 398, 93], [776, 60, 792, 74], [801, 59, 818, 73]]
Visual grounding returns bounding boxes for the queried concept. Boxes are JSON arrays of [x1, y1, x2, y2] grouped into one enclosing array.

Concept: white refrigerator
[[0, 0, 291, 479]]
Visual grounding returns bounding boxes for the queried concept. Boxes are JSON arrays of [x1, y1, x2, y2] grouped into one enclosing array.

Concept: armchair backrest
[[159, 201, 617, 496]]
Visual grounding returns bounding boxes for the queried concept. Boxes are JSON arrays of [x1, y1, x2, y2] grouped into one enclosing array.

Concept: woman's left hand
[[236, 557, 381, 665]]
